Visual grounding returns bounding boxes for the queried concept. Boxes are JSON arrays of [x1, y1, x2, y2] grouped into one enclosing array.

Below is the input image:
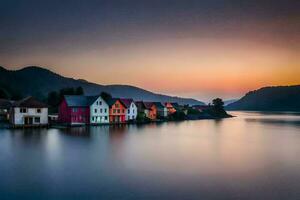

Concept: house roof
[[120, 98, 134, 108], [64, 95, 89, 107], [86, 95, 100, 105], [107, 98, 127, 108], [12, 96, 48, 108], [171, 103, 180, 108], [0, 99, 13, 109], [153, 102, 165, 109], [64, 95, 105, 107], [143, 102, 155, 109]]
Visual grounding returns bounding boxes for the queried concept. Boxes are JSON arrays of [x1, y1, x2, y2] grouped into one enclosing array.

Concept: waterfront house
[[153, 102, 168, 118], [165, 102, 177, 115], [107, 98, 127, 123], [120, 98, 137, 121], [143, 102, 157, 120], [0, 99, 13, 121], [89, 95, 109, 124], [58, 95, 90, 125], [9, 96, 48, 127]]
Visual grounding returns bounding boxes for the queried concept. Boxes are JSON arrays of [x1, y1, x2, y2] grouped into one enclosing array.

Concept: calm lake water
[[1, 111, 300, 200]]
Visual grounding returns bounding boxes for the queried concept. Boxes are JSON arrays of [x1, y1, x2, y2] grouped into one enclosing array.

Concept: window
[[37, 108, 41, 113], [104, 108, 107, 113], [92, 117, 94, 121], [34, 117, 40, 123], [115, 103, 119, 108], [117, 109, 120, 113], [72, 108, 78, 112], [100, 109, 102, 113], [99, 101, 102, 105], [122, 109, 125, 113], [113, 109, 116, 113], [105, 116, 108, 120], [20, 108, 27, 113], [94, 109, 97, 113], [96, 101, 98, 105], [128, 109, 130, 114]]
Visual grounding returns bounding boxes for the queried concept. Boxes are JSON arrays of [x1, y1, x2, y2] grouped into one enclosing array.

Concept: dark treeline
[[47, 87, 84, 113]]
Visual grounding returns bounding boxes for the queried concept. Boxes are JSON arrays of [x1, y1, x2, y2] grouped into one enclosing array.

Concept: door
[[24, 117, 33, 125]]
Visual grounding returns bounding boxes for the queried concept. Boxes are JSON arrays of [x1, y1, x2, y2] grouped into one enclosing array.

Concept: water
[[1, 111, 300, 200]]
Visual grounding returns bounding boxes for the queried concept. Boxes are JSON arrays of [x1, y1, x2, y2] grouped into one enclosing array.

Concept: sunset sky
[[1, 0, 299, 101]]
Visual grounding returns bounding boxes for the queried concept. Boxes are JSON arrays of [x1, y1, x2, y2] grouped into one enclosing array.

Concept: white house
[[89, 95, 109, 124], [9, 97, 48, 127], [120, 98, 137, 121]]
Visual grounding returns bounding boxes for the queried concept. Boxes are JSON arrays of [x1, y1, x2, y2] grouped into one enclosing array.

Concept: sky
[[1, 0, 299, 102]]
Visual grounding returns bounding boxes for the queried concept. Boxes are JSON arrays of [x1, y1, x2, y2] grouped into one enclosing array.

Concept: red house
[[107, 98, 127, 123], [58, 95, 90, 125]]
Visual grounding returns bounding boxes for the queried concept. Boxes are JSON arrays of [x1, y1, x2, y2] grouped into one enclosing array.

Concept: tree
[[0, 88, 9, 99], [100, 91, 112, 101], [75, 86, 84, 95], [59, 87, 75, 97], [212, 98, 224, 112], [210, 98, 228, 117], [47, 91, 59, 107]]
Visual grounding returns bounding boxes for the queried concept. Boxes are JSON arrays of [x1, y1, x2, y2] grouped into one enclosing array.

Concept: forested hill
[[226, 85, 300, 111], [0, 66, 204, 105]]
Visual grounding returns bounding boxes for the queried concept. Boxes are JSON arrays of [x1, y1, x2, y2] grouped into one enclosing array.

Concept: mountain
[[226, 85, 300, 111], [0, 66, 205, 105], [223, 99, 238, 106]]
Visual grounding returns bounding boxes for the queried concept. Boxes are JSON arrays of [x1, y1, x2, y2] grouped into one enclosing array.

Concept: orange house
[[165, 102, 176, 115], [144, 102, 157, 120], [107, 98, 127, 123]]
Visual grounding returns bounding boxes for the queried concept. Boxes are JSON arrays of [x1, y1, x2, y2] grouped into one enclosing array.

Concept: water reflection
[[245, 118, 300, 127], [1, 112, 300, 200]]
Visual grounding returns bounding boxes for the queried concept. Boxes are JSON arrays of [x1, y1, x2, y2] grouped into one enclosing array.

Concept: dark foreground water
[[1, 111, 300, 200]]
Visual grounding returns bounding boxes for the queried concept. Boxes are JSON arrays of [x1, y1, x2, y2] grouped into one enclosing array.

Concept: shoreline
[[0, 115, 234, 129]]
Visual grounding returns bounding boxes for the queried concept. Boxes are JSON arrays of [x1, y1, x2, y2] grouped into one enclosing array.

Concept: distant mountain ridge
[[0, 66, 205, 105], [226, 85, 300, 111]]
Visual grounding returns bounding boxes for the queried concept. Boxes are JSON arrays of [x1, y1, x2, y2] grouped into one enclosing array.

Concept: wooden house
[[107, 98, 127, 123], [0, 99, 12, 121], [143, 102, 157, 120], [58, 95, 90, 125], [89, 95, 109, 124], [9, 96, 48, 127], [165, 102, 177, 115], [120, 98, 137, 121]]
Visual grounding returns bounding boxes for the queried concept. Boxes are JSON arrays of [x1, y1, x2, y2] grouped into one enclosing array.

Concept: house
[[107, 98, 127, 123], [0, 99, 13, 121], [143, 102, 157, 120], [153, 102, 167, 118], [192, 105, 211, 112], [120, 98, 137, 121], [89, 95, 109, 124], [171, 103, 180, 110], [9, 96, 48, 127], [165, 102, 177, 115], [58, 95, 90, 125]]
